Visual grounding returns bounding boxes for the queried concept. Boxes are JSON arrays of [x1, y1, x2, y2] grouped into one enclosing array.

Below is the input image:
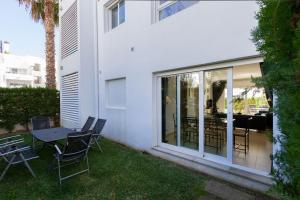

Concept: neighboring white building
[[59, 0, 280, 190], [0, 43, 46, 88]]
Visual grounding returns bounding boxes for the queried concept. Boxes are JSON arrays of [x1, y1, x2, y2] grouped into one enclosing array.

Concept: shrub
[[0, 87, 60, 132], [252, 0, 300, 198]]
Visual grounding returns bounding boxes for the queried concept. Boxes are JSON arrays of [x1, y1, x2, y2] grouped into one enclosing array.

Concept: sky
[[0, 1, 46, 58]]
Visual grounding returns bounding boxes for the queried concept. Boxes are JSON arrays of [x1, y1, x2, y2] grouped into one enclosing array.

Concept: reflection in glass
[[159, 1, 198, 20], [161, 76, 177, 146], [119, 0, 125, 24], [111, 6, 118, 29], [204, 69, 228, 157], [180, 73, 199, 150], [161, 73, 199, 151]]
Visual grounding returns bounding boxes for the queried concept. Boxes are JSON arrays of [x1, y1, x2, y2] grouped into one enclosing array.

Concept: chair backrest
[[31, 116, 51, 131], [92, 119, 106, 135], [62, 132, 92, 160], [81, 116, 95, 132]]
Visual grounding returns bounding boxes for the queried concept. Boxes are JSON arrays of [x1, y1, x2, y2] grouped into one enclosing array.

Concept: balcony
[[4, 72, 34, 81]]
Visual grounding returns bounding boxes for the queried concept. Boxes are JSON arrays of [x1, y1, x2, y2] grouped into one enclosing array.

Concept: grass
[[0, 133, 206, 200]]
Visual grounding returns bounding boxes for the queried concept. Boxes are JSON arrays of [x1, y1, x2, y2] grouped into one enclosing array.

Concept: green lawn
[[0, 133, 206, 200]]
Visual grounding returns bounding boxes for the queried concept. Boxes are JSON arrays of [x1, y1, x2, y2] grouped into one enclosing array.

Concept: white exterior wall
[[95, 1, 260, 150], [60, 0, 261, 149]]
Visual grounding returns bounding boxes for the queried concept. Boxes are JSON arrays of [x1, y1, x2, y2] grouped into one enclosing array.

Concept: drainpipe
[[95, 0, 100, 119]]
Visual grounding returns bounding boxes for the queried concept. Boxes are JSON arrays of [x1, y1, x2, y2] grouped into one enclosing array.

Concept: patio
[[0, 133, 207, 200]]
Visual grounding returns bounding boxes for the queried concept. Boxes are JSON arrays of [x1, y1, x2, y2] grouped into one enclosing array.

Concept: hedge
[[0, 87, 60, 132], [253, 0, 300, 198]]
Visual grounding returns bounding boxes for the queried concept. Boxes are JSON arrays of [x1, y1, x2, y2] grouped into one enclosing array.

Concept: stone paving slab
[[198, 194, 220, 200], [205, 180, 255, 200]]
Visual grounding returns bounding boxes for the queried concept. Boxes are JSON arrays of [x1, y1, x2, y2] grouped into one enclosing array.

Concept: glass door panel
[[232, 64, 273, 172], [179, 73, 199, 150], [161, 73, 200, 151], [204, 69, 228, 157], [161, 76, 177, 146]]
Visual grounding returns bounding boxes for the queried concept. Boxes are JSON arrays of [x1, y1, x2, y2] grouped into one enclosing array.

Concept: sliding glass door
[[160, 65, 273, 173], [161, 68, 233, 160], [161, 73, 200, 151]]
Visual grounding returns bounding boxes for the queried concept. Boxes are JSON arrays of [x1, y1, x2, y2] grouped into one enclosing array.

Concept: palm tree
[[18, 0, 59, 89]]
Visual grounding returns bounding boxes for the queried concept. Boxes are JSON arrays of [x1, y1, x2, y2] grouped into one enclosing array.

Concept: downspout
[[95, 0, 100, 119]]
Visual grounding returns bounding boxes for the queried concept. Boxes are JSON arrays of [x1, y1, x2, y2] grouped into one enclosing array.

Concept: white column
[[176, 75, 181, 146], [227, 67, 233, 162], [199, 71, 204, 157], [155, 76, 162, 147]]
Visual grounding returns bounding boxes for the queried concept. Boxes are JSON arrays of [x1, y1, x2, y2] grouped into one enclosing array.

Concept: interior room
[[232, 64, 273, 172]]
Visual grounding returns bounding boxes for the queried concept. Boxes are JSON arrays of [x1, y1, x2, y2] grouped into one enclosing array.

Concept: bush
[[252, 0, 300, 198], [0, 87, 60, 132]]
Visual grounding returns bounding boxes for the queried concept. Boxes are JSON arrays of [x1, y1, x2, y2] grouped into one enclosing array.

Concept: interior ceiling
[[206, 63, 262, 82]]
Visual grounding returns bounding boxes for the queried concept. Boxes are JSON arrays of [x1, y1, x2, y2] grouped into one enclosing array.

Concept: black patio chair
[[0, 135, 39, 181], [89, 119, 106, 152], [73, 116, 95, 132], [31, 116, 51, 130], [31, 116, 51, 148], [53, 131, 92, 185]]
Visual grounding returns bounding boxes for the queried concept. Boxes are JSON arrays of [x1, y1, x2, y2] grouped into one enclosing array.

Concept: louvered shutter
[[61, 72, 80, 127], [61, 1, 78, 59]]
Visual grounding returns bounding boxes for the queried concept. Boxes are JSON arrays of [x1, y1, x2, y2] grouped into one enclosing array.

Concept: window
[[106, 78, 126, 108], [11, 68, 18, 74], [9, 68, 27, 75], [106, 0, 125, 31], [33, 64, 41, 71], [34, 76, 42, 84], [156, 0, 198, 21]]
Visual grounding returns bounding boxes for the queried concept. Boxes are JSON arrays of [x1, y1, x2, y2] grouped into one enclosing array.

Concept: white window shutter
[[61, 72, 80, 127], [61, 1, 78, 60]]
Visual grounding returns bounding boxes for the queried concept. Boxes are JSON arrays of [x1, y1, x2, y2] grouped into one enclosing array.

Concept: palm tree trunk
[[44, 0, 56, 88]]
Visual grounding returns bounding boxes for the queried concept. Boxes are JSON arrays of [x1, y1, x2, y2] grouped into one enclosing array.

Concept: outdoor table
[[32, 127, 75, 149]]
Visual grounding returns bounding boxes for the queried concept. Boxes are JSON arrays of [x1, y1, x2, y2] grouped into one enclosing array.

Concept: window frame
[[153, 0, 198, 22], [105, 0, 125, 32], [154, 0, 177, 22]]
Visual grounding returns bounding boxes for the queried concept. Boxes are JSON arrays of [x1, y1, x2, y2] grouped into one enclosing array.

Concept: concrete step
[[199, 193, 220, 200], [149, 147, 273, 193]]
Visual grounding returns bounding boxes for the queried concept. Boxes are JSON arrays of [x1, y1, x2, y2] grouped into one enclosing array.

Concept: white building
[[0, 49, 46, 88], [59, 0, 280, 190]]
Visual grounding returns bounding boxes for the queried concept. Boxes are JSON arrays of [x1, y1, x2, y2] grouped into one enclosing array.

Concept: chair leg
[[244, 134, 247, 155], [86, 155, 90, 174], [48, 158, 57, 171], [32, 137, 35, 150], [20, 153, 36, 178], [95, 140, 103, 152], [0, 155, 16, 181], [57, 159, 62, 185], [247, 132, 250, 151]]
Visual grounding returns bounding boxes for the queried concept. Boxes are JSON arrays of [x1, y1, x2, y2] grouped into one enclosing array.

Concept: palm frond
[[17, 0, 59, 26]]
